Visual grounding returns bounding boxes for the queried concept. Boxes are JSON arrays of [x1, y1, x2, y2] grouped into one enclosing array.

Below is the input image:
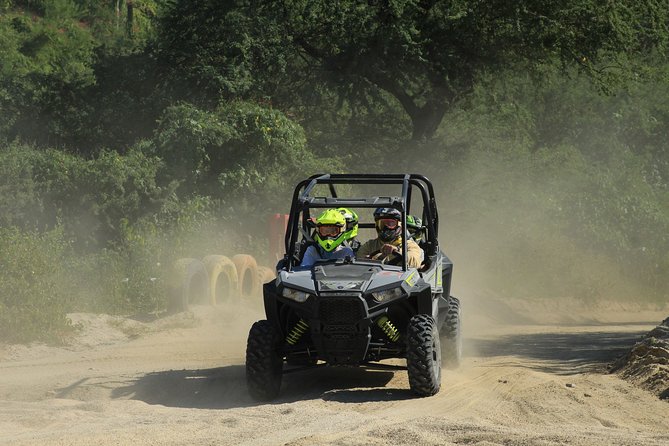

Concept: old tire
[[203, 255, 238, 305], [406, 314, 442, 397], [441, 295, 462, 369], [246, 320, 284, 401], [233, 254, 260, 299], [167, 258, 210, 313]]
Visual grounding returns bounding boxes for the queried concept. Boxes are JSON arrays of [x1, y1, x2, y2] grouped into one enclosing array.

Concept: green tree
[[0, 2, 97, 145], [0, 142, 169, 249], [158, 0, 669, 141], [0, 1, 166, 149], [152, 101, 334, 206]]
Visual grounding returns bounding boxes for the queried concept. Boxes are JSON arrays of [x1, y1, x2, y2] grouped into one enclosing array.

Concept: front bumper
[[264, 281, 434, 365]]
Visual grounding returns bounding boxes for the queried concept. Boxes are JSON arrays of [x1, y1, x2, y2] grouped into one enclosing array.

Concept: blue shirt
[[299, 244, 354, 269]]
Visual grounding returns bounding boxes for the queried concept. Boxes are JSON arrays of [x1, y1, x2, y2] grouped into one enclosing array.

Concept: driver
[[357, 207, 424, 268], [299, 208, 355, 268]]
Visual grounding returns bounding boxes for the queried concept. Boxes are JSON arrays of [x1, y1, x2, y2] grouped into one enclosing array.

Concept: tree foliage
[[0, 143, 168, 248], [426, 64, 669, 301], [152, 101, 333, 206], [0, 0, 164, 149], [0, 3, 97, 144], [157, 0, 669, 140]]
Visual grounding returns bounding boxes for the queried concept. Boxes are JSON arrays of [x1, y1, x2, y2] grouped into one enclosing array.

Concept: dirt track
[[1, 299, 668, 446]]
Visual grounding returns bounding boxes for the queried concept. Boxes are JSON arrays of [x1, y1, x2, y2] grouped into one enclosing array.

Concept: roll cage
[[284, 174, 440, 271]]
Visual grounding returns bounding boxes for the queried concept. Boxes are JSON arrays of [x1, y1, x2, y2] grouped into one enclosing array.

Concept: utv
[[245, 174, 461, 400]]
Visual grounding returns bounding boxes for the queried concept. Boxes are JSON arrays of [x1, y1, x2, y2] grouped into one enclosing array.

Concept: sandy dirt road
[[1, 299, 668, 446]]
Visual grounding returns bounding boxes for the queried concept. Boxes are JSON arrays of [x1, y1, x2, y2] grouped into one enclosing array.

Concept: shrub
[[0, 226, 73, 343], [432, 133, 669, 303], [0, 142, 169, 250], [153, 101, 338, 212], [68, 195, 252, 316]]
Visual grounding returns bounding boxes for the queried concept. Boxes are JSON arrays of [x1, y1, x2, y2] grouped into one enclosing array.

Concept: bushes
[[0, 103, 323, 342], [154, 101, 325, 194], [0, 5, 97, 146], [0, 2, 161, 149], [0, 196, 246, 344], [0, 142, 168, 249], [69, 248, 166, 317], [152, 101, 336, 219], [67, 195, 252, 316], [0, 227, 73, 343], [432, 88, 669, 303]]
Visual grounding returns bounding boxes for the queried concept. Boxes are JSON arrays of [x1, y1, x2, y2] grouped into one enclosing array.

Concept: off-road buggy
[[245, 174, 461, 400]]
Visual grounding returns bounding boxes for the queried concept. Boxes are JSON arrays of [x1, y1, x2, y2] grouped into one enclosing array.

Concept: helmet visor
[[376, 218, 399, 230], [318, 224, 342, 238]]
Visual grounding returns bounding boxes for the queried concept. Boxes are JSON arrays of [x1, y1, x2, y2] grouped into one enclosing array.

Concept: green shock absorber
[[377, 315, 400, 342], [286, 319, 309, 345]]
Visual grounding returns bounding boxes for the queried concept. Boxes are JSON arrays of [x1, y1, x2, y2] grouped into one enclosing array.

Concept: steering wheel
[[368, 248, 404, 266]]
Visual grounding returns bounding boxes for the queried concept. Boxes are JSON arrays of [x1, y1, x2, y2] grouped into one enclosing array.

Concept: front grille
[[318, 296, 366, 324]]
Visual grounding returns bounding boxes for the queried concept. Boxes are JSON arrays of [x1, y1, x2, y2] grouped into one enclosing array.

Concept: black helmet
[[373, 207, 402, 242]]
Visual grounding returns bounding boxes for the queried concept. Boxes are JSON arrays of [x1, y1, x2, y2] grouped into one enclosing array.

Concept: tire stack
[[167, 258, 210, 313], [167, 254, 275, 312]]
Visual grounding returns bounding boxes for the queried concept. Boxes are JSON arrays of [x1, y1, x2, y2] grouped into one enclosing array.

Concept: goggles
[[317, 224, 342, 238], [376, 218, 399, 230]]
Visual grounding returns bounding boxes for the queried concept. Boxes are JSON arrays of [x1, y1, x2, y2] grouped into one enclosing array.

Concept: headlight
[[282, 288, 310, 303], [371, 288, 403, 303]]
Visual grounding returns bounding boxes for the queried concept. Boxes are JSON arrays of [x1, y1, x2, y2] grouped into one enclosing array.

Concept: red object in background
[[268, 213, 290, 262]]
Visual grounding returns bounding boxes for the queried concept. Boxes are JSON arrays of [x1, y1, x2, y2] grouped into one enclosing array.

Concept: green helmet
[[337, 207, 359, 240], [314, 209, 347, 252], [406, 215, 423, 241]]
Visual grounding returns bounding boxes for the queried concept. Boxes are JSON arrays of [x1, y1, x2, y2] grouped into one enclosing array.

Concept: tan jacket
[[356, 237, 424, 268]]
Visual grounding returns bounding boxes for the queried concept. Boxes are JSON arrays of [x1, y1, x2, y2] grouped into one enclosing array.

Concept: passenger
[[357, 208, 424, 268], [299, 208, 355, 269], [406, 214, 424, 243], [337, 207, 360, 252]]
